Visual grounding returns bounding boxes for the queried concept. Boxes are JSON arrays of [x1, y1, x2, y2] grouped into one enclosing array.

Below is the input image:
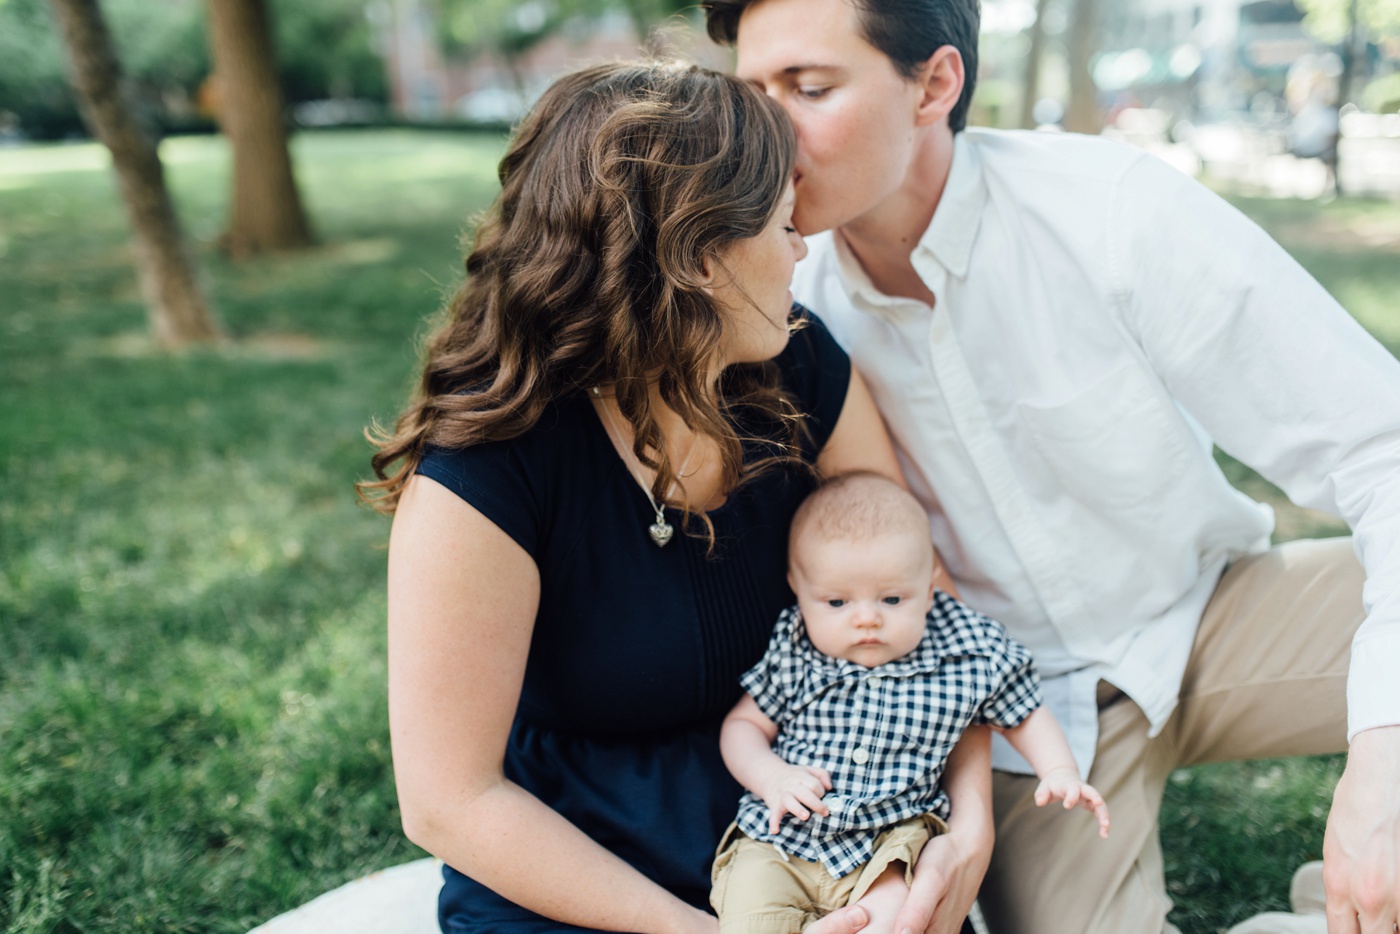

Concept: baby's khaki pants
[[711, 814, 946, 934], [980, 538, 1365, 934]]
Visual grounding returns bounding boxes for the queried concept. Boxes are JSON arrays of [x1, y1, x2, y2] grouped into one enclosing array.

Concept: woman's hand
[[891, 824, 991, 934], [892, 727, 994, 934], [803, 904, 871, 934]]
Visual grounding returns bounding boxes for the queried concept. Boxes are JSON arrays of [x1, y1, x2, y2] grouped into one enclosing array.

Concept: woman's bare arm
[[388, 475, 716, 934]]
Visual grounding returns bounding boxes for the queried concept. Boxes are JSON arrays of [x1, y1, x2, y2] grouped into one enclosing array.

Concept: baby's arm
[[1000, 707, 1111, 837], [720, 694, 833, 834]]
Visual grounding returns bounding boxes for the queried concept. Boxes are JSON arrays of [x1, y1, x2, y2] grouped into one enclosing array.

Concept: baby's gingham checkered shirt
[[733, 590, 1042, 878]]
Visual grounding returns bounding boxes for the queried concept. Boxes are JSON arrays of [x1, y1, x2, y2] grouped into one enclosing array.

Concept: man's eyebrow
[[780, 64, 840, 75]]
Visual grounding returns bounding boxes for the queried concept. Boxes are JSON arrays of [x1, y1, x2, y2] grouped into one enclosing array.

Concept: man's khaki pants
[[979, 537, 1365, 934]]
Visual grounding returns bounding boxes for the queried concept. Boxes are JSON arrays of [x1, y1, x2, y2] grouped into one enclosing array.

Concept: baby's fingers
[[1060, 784, 1081, 810], [1033, 780, 1051, 807], [1079, 785, 1111, 838], [766, 794, 808, 833], [768, 798, 802, 834], [807, 767, 834, 791]]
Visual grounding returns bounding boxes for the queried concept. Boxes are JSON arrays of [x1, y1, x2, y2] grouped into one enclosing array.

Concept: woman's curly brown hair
[[360, 60, 803, 540]]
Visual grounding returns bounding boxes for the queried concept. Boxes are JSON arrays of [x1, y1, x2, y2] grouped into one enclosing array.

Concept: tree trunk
[[47, 0, 221, 348], [1064, 0, 1102, 134], [1338, 0, 1364, 107], [206, 0, 313, 256], [1019, 0, 1054, 128]]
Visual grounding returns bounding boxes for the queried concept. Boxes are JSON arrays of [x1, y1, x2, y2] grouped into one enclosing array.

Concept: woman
[[364, 60, 989, 934]]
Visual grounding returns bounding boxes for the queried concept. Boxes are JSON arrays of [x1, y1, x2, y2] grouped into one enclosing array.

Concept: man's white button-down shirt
[[792, 128, 1400, 775]]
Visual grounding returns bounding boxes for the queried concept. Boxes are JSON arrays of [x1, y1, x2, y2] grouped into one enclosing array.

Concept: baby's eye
[[827, 599, 846, 608], [882, 596, 903, 605]]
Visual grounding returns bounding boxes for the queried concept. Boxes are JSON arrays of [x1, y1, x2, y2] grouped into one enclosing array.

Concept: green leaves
[[1295, 0, 1400, 45]]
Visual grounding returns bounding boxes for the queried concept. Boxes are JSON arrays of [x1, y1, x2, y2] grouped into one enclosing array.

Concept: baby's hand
[[1034, 767, 1111, 838], [759, 763, 832, 834]]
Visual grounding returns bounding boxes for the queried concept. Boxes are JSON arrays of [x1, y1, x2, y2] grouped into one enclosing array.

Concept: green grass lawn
[[1, 130, 1397, 933]]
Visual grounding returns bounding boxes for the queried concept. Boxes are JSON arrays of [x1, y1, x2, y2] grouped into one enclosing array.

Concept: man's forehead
[[740, 62, 842, 81], [733, 0, 875, 79]]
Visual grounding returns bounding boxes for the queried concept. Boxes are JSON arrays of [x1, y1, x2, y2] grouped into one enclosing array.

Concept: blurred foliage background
[[0, 0, 385, 139]]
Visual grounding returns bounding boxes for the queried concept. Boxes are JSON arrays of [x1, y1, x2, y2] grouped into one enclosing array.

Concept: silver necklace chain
[[592, 387, 699, 547]]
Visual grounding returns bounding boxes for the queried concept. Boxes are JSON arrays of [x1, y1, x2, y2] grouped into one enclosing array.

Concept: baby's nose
[[854, 607, 881, 627]]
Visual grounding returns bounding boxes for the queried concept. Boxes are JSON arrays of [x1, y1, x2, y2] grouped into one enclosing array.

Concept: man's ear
[[913, 45, 965, 128]]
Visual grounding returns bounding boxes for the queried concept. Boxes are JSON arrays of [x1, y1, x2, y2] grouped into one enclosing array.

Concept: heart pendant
[[648, 520, 674, 547]]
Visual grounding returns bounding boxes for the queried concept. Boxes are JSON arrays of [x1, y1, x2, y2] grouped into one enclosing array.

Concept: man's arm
[[1117, 154, 1400, 927]]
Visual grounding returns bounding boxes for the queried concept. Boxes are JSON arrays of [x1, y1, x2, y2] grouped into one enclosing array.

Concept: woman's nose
[[794, 234, 809, 262]]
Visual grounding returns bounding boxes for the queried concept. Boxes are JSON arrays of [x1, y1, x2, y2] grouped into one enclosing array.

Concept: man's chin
[[793, 207, 837, 238]]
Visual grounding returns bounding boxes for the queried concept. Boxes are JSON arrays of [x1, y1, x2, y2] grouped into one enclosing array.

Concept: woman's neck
[[590, 382, 727, 511]]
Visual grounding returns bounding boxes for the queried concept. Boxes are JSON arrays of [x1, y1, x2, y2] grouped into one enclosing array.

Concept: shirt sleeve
[[739, 608, 805, 726], [973, 624, 1043, 730], [415, 439, 542, 558], [1113, 154, 1400, 740], [933, 594, 1043, 729], [775, 305, 853, 460]]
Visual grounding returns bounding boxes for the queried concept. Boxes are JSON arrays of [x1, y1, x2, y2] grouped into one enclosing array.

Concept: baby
[[711, 472, 1109, 934]]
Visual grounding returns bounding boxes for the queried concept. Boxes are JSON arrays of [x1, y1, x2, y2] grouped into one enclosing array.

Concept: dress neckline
[[581, 392, 737, 520]]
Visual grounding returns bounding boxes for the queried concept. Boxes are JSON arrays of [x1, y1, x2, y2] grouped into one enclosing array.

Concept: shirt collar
[[917, 132, 988, 280], [830, 132, 988, 309]]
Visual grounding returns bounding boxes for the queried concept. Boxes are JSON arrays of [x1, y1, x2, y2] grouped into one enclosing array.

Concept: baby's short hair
[[790, 472, 932, 554]]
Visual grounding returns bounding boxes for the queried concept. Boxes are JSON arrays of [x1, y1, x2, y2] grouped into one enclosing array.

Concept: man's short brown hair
[[702, 0, 981, 133]]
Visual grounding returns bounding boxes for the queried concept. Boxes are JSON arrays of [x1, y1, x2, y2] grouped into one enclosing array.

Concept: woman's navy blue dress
[[415, 310, 851, 934]]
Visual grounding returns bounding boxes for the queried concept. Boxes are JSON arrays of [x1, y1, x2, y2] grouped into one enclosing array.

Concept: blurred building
[[1095, 0, 1331, 122], [367, 0, 724, 124]]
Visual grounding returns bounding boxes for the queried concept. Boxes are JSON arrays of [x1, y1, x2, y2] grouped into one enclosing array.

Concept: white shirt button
[[851, 747, 870, 765]]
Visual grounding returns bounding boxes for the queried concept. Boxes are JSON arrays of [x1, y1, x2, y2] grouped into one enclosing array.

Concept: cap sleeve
[[415, 439, 542, 559], [738, 607, 806, 726], [971, 621, 1042, 730], [776, 305, 851, 459], [930, 593, 1043, 730]]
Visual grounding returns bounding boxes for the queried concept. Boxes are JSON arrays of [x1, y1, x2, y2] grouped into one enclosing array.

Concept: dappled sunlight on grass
[[0, 140, 112, 177]]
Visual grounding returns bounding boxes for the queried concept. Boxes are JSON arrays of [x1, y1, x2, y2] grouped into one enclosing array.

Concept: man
[[700, 1, 1400, 933]]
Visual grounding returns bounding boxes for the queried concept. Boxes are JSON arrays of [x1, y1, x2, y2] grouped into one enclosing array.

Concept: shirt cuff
[[1347, 627, 1400, 741]]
